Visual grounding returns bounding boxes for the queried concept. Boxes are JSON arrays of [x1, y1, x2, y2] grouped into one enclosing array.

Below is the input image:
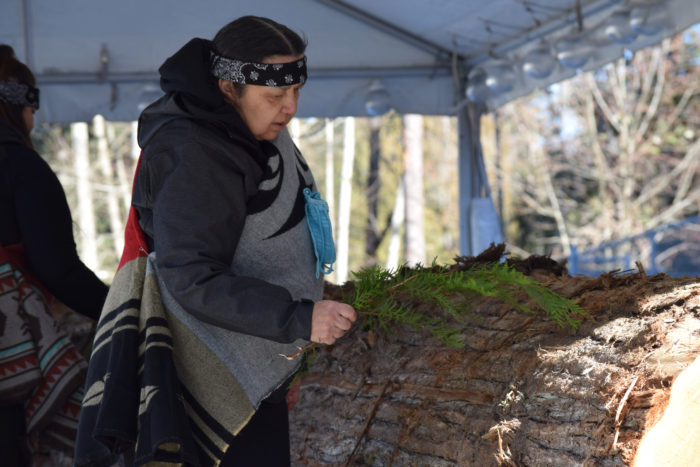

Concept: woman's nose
[[282, 92, 298, 116]]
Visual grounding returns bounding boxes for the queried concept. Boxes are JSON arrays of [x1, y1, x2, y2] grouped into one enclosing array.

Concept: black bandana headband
[[0, 81, 40, 109], [211, 52, 307, 87]]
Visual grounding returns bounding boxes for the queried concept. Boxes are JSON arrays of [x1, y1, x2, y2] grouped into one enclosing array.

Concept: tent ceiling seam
[[314, 0, 458, 62], [464, 0, 624, 67], [36, 65, 454, 85]]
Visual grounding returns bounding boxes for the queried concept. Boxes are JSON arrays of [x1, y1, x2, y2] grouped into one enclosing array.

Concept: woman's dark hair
[[0, 44, 35, 147], [213, 16, 307, 62], [213, 16, 307, 94]]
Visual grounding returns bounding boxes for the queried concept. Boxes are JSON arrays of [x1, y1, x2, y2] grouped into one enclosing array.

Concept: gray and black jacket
[[132, 38, 323, 344]]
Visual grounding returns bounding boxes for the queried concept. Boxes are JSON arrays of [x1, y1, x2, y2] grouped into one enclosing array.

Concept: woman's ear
[[218, 79, 238, 105]]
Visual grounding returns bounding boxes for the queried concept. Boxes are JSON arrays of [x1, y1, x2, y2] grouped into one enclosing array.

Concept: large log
[[289, 252, 700, 466], [633, 352, 700, 467]]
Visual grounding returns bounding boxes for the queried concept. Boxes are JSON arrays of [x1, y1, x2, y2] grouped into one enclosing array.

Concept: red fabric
[[117, 153, 150, 271]]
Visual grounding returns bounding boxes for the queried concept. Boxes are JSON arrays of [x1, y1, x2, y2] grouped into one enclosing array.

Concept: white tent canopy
[[2, 0, 699, 254], [3, 0, 699, 121]]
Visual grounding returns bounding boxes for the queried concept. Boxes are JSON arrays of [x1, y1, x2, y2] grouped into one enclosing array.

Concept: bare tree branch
[[520, 191, 555, 217], [673, 138, 700, 204], [648, 187, 700, 227], [635, 45, 666, 144], [635, 46, 660, 120], [634, 138, 700, 209], [613, 58, 627, 114], [530, 134, 572, 256], [667, 85, 698, 129], [584, 88, 611, 198], [586, 72, 621, 134]]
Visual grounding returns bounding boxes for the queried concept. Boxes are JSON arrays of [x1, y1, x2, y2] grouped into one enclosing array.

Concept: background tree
[[365, 116, 383, 264], [70, 122, 99, 271], [335, 116, 356, 284], [483, 30, 700, 265], [403, 114, 426, 267], [32, 26, 698, 282]]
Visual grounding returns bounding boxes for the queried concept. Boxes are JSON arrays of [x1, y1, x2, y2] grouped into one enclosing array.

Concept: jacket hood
[[159, 38, 225, 110], [137, 37, 259, 154], [0, 119, 28, 147]]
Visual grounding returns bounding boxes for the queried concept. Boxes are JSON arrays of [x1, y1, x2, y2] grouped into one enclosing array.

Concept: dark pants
[[220, 397, 290, 467], [0, 404, 31, 467]]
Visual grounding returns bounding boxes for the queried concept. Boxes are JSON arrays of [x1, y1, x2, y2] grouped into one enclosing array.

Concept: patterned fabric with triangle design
[[0, 241, 87, 456]]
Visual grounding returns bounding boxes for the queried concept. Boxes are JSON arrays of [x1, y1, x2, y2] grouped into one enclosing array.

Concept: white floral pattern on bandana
[[0, 81, 40, 109], [211, 52, 307, 87]]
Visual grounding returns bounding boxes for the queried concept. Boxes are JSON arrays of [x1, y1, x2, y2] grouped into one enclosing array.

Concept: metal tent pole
[[458, 103, 477, 256]]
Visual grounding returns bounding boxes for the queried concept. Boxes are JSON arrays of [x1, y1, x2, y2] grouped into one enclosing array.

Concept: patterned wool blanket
[[75, 196, 304, 466], [0, 242, 86, 456]]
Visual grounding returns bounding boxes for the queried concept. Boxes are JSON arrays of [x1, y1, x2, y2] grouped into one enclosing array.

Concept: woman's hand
[[310, 300, 357, 345]]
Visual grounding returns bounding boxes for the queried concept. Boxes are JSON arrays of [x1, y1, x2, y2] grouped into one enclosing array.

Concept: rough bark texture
[[289, 246, 700, 466]]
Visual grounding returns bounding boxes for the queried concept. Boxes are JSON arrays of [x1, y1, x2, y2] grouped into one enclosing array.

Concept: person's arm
[[140, 142, 314, 343], [14, 151, 107, 320]]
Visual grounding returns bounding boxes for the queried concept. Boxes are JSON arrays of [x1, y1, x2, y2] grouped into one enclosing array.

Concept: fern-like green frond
[[346, 261, 584, 347]]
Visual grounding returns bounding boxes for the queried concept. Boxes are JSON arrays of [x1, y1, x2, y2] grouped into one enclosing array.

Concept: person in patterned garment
[[0, 44, 108, 467]]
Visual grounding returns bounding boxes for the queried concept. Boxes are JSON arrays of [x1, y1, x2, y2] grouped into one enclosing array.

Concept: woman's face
[[225, 54, 304, 141], [22, 106, 35, 133]]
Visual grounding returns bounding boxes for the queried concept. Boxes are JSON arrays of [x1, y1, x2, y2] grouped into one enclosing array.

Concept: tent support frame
[[20, 0, 34, 67]]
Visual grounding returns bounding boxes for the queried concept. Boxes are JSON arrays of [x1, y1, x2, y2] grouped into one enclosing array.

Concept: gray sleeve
[[136, 142, 313, 343]]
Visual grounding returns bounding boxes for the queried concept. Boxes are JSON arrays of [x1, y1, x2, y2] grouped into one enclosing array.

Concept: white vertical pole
[[386, 176, 405, 271], [335, 117, 355, 284], [71, 121, 100, 272], [93, 115, 124, 257], [403, 114, 425, 267]]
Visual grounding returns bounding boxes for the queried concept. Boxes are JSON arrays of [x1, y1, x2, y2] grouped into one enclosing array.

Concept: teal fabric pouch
[[303, 188, 336, 278]]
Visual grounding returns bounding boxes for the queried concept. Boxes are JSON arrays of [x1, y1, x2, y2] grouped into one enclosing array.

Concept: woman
[[77, 16, 356, 467], [0, 45, 108, 466], [137, 15, 356, 465]]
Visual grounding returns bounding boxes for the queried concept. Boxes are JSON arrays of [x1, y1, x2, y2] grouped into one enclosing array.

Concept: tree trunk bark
[[71, 122, 99, 273], [325, 118, 336, 232], [290, 249, 700, 466], [93, 115, 124, 259], [290, 117, 301, 147], [324, 118, 338, 284], [365, 116, 382, 264], [385, 175, 405, 272], [335, 117, 355, 284], [117, 120, 139, 213]]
